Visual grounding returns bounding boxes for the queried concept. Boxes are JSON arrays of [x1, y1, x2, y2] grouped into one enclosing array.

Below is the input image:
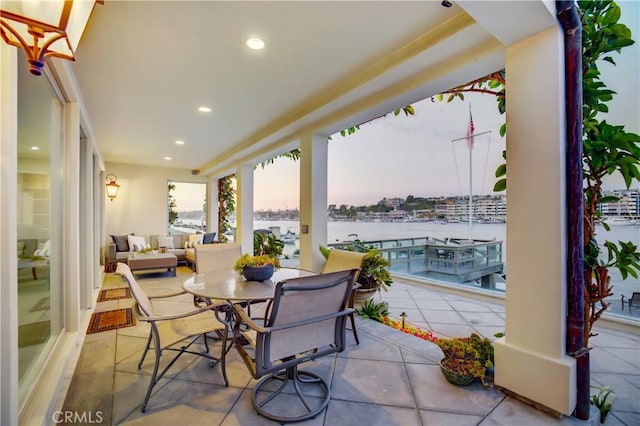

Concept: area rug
[[30, 296, 50, 312], [19, 321, 50, 348], [86, 308, 136, 334], [96, 287, 131, 302]]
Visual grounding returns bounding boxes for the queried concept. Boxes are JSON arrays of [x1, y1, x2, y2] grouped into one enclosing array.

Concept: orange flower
[[381, 316, 437, 343]]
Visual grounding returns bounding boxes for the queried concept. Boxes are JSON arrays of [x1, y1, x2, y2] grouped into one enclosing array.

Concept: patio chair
[[322, 249, 366, 344], [233, 269, 358, 423], [621, 292, 640, 311], [194, 242, 242, 274], [115, 263, 229, 413], [194, 242, 263, 319], [193, 243, 241, 306]]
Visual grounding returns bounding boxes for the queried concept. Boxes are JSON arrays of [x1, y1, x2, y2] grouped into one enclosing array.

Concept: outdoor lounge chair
[[621, 292, 640, 311], [115, 262, 229, 412], [233, 269, 358, 423], [322, 249, 365, 344]]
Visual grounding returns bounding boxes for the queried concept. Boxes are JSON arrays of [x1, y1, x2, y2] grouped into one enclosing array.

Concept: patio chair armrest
[[234, 304, 268, 333], [148, 288, 188, 299], [140, 302, 226, 322]]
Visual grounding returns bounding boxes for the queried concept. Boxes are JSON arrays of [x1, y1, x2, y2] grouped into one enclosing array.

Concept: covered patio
[[57, 267, 639, 425], [4, 1, 631, 424]]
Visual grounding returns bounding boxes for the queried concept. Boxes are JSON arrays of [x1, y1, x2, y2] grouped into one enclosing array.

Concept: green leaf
[[493, 179, 506, 192]]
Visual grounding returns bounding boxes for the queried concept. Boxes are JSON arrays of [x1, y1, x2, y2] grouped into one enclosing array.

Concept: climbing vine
[[217, 175, 236, 243]]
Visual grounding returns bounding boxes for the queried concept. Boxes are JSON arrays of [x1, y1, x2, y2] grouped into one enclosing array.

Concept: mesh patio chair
[[195, 242, 269, 321], [192, 243, 241, 306], [322, 249, 366, 344], [233, 269, 358, 423], [115, 263, 229, 412], [193, 242, 242, 274]]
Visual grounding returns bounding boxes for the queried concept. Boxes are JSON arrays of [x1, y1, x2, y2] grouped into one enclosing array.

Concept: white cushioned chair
[[322, 249, 366, 344]]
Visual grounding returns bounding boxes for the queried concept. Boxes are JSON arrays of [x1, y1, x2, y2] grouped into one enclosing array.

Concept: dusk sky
[[176, 1, 639, 212]]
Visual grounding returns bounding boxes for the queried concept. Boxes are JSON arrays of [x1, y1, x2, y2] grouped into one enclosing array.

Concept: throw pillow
[[187, 233, 203, 248], [35, 240, 51, 257], [111, 234, 133, 252], [202, 232, 216, 244], [157, 236, 175, 249], [128, 235, 148, 252], [17, 241, 25, 257]]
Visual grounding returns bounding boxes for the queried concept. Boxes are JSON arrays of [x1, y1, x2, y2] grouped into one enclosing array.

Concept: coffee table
[[127, 252, 177, 277]]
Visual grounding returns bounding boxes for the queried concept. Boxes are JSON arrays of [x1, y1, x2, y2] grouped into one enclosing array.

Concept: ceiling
[[67, 1, 514, 177]]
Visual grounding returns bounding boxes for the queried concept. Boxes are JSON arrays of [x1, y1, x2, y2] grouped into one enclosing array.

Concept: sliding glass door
[[16, 54, 63, 404]]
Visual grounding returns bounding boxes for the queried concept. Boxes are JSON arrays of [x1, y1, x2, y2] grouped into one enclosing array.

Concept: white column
[[236, 164, 254, 255], [63, 102, 81, 332], [79, 137, 94, 309], [493, 26, 576, 415], [0, 43, 19, 426], [207, 179, 219, 237], [299, 133, 328, 272]]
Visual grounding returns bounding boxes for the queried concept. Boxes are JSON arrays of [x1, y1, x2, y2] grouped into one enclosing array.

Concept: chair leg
[[138, 331, 153, 369], [141, 331, 162, 412], [349, 312, 359, 345]]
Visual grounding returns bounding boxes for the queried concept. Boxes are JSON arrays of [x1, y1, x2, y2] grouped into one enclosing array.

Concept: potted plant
[[319, 244, 392, 303], [435, 333, 494, 386], [253, 231, 284, 258], [234, 253, 281, 281]]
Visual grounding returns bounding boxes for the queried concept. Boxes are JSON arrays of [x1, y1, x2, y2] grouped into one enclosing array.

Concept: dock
[[330, 236, 504, 289]]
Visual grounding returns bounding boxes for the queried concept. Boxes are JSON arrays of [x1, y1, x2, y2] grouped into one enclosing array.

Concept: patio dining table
[[182, 267, 317, 338], [181, 267, 316, 303]]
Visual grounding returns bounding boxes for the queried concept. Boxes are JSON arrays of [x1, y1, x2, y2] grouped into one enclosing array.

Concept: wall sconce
[[0, 0, 101, 76], [105, 174, 119, 201]]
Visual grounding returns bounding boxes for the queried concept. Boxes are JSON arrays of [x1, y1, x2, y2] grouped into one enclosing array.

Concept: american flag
[[466, 105, 475, 149]]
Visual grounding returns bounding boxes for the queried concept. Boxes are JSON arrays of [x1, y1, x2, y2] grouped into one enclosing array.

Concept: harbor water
[[255, 219, 640, 320]]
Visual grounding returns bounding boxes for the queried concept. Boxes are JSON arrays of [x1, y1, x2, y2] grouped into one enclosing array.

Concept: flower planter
[[243, 265, 274, 281], [439, 358, 475, 386], [353, 288, 377, 305]]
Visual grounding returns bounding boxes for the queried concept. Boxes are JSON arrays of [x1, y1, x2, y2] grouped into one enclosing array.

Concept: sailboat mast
[[467, 104, 474, 239], [468, 141, 473, 238]]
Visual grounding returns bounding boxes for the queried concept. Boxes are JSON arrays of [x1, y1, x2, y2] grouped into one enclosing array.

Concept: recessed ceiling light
[[164, 156, 172, 161], [198, 106, 212, 113], [175, 140, 185, 145], [30, 146, 40, 151], [246, 38, 265, 50]]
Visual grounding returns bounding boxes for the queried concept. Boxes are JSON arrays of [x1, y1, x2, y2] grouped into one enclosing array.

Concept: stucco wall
[[104, 162, 207, 237]]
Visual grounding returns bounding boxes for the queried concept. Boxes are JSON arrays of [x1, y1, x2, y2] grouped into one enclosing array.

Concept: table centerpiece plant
[[234, 253, 281, 281]]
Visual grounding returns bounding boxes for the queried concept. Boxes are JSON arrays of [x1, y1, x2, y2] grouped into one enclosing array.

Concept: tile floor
[[56, 267, 640, 426]]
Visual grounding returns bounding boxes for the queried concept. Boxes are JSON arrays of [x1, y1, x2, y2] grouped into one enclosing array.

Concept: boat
[[281, 232, 297, 243]]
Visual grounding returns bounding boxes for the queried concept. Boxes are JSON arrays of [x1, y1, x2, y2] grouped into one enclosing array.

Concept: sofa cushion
[[157, 235, 175, 249], [202, 232, 216, 244], [115, 252, 130, 261], [111, 234, 133, 252], [128, 235, 150, 252]]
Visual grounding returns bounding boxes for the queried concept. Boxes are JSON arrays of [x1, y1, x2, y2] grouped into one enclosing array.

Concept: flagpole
[[450, 104, 490, 241]]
